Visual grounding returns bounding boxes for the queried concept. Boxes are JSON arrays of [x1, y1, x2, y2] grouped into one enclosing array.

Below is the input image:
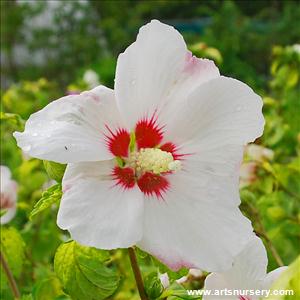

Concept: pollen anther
[[128, 148, 181, 174]]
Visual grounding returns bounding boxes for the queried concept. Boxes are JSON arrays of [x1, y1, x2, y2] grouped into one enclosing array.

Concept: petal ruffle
[[57, 160, 144, 249], [203, 236, 269, 299], [115, 20, 219, 129], [262, 266, 288, 289], [14, 86, 124, 163], [164, 76, 264, 148]]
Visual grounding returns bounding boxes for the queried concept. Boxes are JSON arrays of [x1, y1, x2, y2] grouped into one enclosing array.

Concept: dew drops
[[32, 132, 38, 137]]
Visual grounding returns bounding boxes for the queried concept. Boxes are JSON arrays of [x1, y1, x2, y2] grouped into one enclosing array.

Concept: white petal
[[14, 86, 124, 163], [224, 236, 268, 285], [0, 165, 18, 224], [0, 165, 11, 177], [203, 236, 269, 299], [0, 206, 16, 224], [203, 273, 231, 300], [183, 143, 244, 179], [263, 266, 288, 289], [115, 20, 219, 128], [57, 160, 144, 249], [1, 165, 12, 190], [137, 170, 253, 272], [164, 76, 264, 149]]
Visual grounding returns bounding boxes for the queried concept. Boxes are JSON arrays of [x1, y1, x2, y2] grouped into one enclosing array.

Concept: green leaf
[[267, 256, 300, 299], [33, 276, 64, 300], [267, 206, 286, 220], [0, 227, 25, 288], [161, 282, 201, 300], [21, 295, 33, 300], [54, 241, 120, 300], [43, 161, 66, 182], [144, 272, 164, 300], [0, 112, 25, 130], [29, 184, 62, 220]]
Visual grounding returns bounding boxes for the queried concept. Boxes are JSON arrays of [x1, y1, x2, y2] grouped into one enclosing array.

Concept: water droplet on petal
[[32, 132, 38, 137]]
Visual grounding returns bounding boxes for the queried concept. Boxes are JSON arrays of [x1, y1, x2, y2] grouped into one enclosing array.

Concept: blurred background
[[0, 1, 300, 299], [1, 0, 300, 91]]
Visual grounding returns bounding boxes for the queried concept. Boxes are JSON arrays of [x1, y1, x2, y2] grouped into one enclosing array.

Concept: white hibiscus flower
[[83, 69, 100, 89], [203, 236, 287, 300], [13, 20, 264, 272], [0, 166, 18, 224]]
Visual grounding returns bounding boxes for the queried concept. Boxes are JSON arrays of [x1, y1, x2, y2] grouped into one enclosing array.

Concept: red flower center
[[105, 115, 183, 198]]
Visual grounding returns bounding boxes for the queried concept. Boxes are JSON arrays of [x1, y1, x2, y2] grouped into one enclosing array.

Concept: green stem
[[0, 250, 20, 299], [128, 247, 148, 300], [247, 202, 284, 267]]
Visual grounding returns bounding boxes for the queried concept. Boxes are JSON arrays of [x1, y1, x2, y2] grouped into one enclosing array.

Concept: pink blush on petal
[[62, 184, 72, 193], [183, 51, 219, 76], [154, 252, 196, 271], [184, 51, 198, 74]]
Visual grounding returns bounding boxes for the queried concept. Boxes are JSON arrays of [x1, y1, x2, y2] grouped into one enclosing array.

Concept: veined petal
[[223, 236, 268, 285], [181, 145, 244, 206], [57, 160, 144, 249], [203, 236, 269, 299], [164, 76, 264, 149], [137, 171, 253, 272], [115, 20, 219, 129], [14, 86, 124, 163], [262, 266, 288, 289]]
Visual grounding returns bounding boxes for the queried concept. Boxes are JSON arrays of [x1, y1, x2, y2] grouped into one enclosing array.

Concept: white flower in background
[[292, 44, 300, 54], [159, 268, 203, 288], [0, 166, 18, 224], [83, 69, 100, 89], [239, 162, 257, 188], [159, 273, 170, 289], [176, 274, 189, 284], [203, 236, 287, 300], [246, 144, 274, 162], [13, 20, 264, 272], [189, 268, 203, 278], [240, 144, 274, 188]]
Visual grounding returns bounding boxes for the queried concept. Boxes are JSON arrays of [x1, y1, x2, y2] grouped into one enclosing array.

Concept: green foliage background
[[0, 1, 299, 299]]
